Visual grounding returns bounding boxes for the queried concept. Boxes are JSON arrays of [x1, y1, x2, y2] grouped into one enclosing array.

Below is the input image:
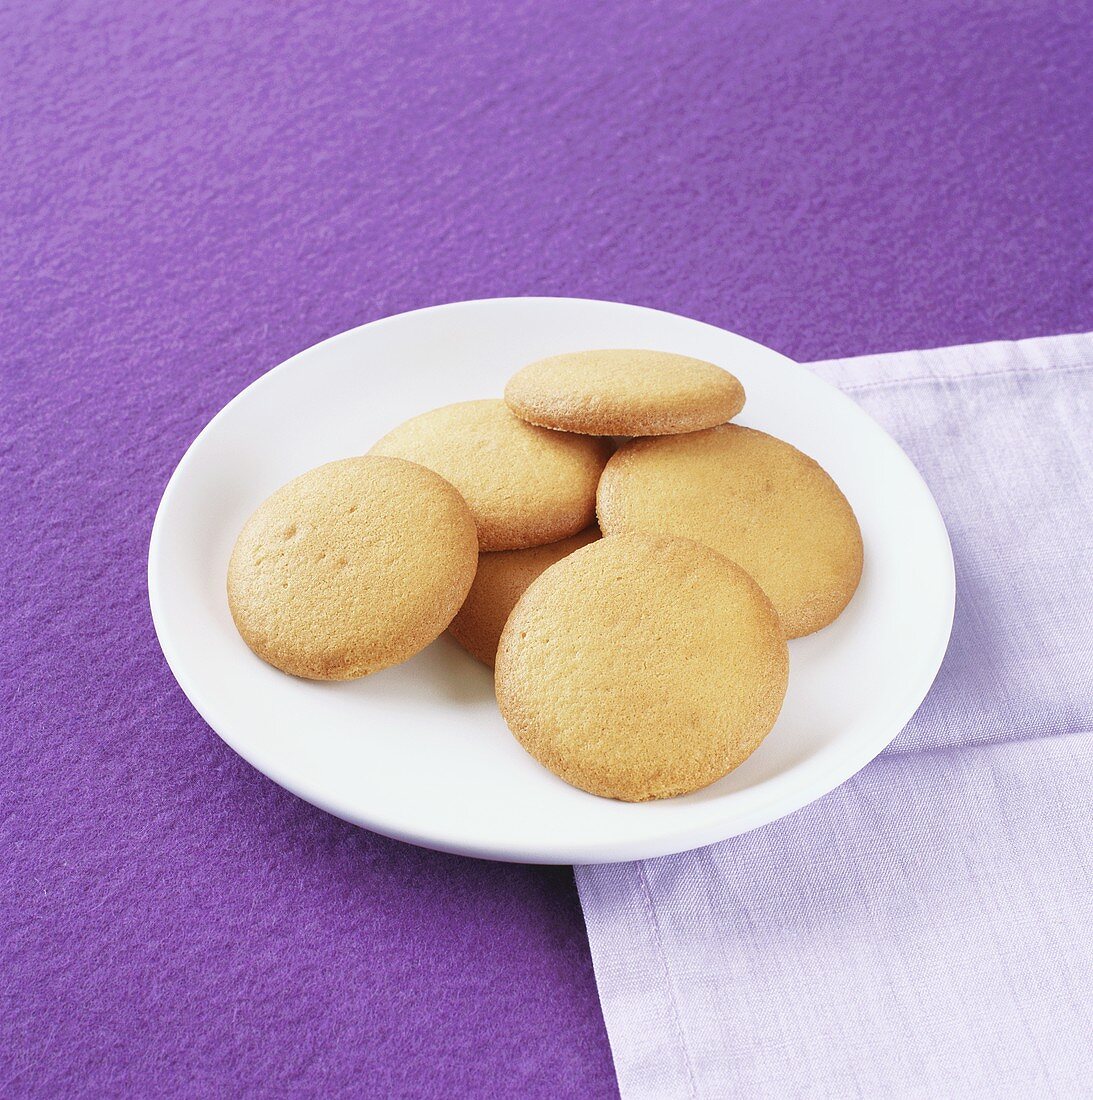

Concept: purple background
[[3, 2, 1090, 1096]]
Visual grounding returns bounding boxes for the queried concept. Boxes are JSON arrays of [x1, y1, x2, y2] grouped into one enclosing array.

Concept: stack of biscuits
[[228, 350, 863, 801]]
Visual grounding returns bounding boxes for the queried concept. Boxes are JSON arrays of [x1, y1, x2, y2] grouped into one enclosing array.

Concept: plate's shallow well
[[149, 298, 954, 864]]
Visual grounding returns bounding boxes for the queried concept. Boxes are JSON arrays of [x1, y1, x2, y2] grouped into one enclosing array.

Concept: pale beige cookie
[[495, 533, 788, 801], [504, 349, 745, 436], [227, 456, 478, 680], [597, 425, 863, 638], [449, 526, 600, 667], [369, 399, 610, 551]]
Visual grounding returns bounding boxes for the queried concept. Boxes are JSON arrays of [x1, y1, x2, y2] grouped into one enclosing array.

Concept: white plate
[[149, 297, 954, 864]]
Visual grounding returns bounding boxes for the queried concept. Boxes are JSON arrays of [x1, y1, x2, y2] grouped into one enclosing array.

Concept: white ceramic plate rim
[[149, 297, 955, 864]]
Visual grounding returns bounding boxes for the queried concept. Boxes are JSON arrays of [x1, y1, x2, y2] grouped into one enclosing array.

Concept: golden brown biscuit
[[449, 526, 600, 667], [369, 399, 610, 551], [227, 456, 477, 680], [504, 349, 745, 436], [495, 533, 788, 801], [597, 425, 863, 638]]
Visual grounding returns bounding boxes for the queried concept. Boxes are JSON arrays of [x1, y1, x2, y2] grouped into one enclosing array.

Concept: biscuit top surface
[[597, 425, 863, 638], [504, 349, 745, 436], [227, 455, 478, 680], [369, 399, 610, 551], [448, 525, 600, 667], [494, 533, 788, 801]]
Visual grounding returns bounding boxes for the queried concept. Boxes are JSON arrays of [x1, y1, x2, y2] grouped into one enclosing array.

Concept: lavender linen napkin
[[575, 333, 1093, 1099]]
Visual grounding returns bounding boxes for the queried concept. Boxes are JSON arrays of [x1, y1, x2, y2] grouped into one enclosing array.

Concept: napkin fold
[[575, 332, 1093, 1099]]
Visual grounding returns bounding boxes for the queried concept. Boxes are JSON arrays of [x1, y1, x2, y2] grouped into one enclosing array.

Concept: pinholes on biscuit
[[227, 456, 478, 680]]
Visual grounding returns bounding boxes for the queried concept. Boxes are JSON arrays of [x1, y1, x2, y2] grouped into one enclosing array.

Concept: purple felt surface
[[2, 1, 1090, 1097]]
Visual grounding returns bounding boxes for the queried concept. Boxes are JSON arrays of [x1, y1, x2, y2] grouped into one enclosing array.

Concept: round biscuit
[[495, 533, 789, 801], [227, 455, 478, 680], [504, 349, 745, 436], [369, 399, 610, 551], [448, 526, 600, 667], [597, 425, 863, 638]]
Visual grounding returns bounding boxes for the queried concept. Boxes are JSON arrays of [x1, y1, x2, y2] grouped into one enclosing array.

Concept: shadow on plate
[[337, 633, 496, 708]]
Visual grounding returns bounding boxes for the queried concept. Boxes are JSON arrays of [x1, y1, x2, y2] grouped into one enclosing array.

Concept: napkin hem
[[579, 862, 701, 1100], [809, 330, 1093, 390]]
